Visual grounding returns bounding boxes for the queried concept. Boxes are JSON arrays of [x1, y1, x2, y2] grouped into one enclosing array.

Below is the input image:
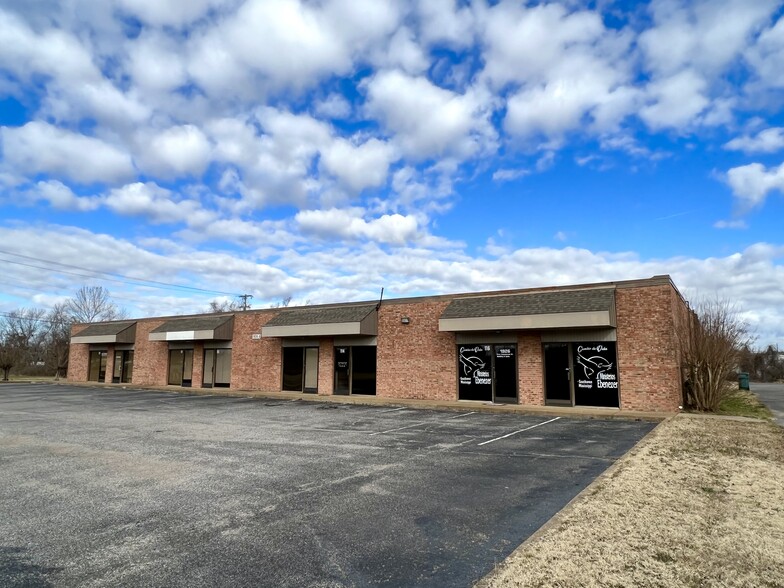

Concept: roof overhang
[[149, 315, 234, 342], [439, 310, 614, 332], [262, 305, 378, 338], [71, 321, 137, 345]]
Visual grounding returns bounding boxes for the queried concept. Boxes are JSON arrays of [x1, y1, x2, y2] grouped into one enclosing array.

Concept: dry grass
[[479, 415, 784, 588]]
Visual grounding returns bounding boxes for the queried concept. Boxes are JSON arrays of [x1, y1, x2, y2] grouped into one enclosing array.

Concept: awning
[[149, 315, 234, 341], [439, 288, 616, 331], [262, 304, 377, 338], [71, 321, 137, 345]]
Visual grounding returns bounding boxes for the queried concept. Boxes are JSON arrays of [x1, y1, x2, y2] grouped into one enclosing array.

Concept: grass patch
[[479, 415, 784, 588], [718, 389, 773, 419]]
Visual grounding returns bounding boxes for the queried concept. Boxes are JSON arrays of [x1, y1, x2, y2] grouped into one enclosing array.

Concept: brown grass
[[478, 415, 784, 588]]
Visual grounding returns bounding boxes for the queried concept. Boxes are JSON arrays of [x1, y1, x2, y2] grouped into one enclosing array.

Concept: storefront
[[262, 304, 378, 395], [69, 276, 688, 413], [149, 315, 234, 388]]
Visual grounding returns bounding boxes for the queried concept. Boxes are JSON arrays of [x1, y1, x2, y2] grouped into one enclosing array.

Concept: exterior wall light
[[401, 316, 411, 325]]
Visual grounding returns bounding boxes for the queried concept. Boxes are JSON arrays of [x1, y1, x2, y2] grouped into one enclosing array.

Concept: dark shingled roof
[[75, 321, 136, 336], [265, 304, 377, 327], [440, 288, 614, 319], [150, 315, 233, 333]]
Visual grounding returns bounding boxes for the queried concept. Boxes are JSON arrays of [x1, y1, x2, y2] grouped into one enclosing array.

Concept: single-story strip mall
[[68, 275, 690, 413]]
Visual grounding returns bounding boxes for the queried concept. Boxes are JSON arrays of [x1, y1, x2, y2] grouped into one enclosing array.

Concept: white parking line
[[378, 406, 407, 413], [477, 417, 561, 446], [447, 411, 476, 419], [369, 422, 424, 436]]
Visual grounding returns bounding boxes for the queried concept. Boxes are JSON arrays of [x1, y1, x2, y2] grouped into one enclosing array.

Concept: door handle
[[565, 367, 571, 381]]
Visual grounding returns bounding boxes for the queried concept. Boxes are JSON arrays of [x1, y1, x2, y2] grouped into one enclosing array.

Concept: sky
[[0, 0, 783, 347]]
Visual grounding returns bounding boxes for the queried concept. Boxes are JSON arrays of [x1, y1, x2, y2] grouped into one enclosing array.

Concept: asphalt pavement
[[751, 381, 784, 426], [0, 383, 655, 587]]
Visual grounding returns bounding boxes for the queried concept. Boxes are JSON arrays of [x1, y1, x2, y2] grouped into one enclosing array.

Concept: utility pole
[[238, 294, 253, 311]]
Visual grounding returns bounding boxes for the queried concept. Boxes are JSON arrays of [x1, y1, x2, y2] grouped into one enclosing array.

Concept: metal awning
[[439, 288, 616, 331], [261, 304, 377, 338], [149, 315, 234, 341], [71, 321, 137, 345]]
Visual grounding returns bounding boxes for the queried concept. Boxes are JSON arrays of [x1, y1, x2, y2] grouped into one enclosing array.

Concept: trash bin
[[738, 372, 750, 390]]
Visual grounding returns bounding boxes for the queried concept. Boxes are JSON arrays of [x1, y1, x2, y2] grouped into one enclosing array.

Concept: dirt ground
[[479, 414, 784, 588]]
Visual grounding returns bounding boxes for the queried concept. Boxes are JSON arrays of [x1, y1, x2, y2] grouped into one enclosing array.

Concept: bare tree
[[65, 286, 126, 323], [44, 302, 72, 379], [206, 298, 241, 313], [679, 298, 752, 411], [270, 296, 292, 309], [0, 308, 47, 379]]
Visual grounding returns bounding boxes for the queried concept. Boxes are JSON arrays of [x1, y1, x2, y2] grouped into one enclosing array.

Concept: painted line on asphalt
[[477, 417, 561, 446], [378, 406, 407, 413], [369, 422, 425, 436], [447, 411, 476, 419]]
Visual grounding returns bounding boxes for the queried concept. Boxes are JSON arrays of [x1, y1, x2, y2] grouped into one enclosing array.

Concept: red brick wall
[[317, 340, 334, 395], [377, 301, 457, 401], [231, 311, 281, 391], [67, 325, 89, 382], [104, 345, 115, 383], [616, 284, 682, 411], [518, 333, 544, 405], [132, 320, 168, 386]]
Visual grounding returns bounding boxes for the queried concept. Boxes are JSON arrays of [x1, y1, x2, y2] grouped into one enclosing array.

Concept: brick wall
[[377, 301, 457, 401], [132, 320, 168, 386], [615, 284, 682, 411], [231, 311, 281, 391], [317, 339, 334, 395], [67, 325, 89, 382], [518, 333, 544, 405]]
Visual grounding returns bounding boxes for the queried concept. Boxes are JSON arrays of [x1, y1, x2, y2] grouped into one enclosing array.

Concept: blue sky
[[0, 0, 783, 346]]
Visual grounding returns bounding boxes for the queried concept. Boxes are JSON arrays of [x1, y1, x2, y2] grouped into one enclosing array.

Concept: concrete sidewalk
[[49, 379, 673, 421]]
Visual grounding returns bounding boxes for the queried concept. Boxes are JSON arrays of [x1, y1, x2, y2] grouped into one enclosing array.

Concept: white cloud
[[416, 0, 474, 49], [30, 180, 101, 212], [1, 122, 135, 184], [320, 138, 397, 192], [126, 31, 187, 93], [117, 0, 231, 27], [136, 125, 212, 179], [714, 219, 748, 229], [492, 168, 529, 182], [725, 127, 784, 154], [295, 208, 419, 245], [371, 27, 429, 74], [105, 182, 216, 226], [364, 69, 497, 160], [725, 161, 784, 209], [746, 16, 784, 89], [639, 69, 709, 130], [313, 94, 352, 119], [639, 0, 779, 76]]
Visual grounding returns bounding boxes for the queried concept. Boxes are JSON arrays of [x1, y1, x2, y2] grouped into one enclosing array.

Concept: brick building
[[69, 275, 690, 412]]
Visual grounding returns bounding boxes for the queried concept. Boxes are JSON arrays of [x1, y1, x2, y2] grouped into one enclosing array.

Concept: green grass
[[718, 389, 773, 420]]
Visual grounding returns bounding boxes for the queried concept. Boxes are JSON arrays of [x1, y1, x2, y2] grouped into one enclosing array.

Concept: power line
[[0, 249, 242, 297]]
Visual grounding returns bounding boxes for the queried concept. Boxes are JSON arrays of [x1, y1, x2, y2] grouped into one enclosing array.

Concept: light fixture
[[401, 316, 411, 325]]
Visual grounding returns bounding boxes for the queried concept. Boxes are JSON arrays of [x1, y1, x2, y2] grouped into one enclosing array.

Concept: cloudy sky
[[0, 0, 783, 346]]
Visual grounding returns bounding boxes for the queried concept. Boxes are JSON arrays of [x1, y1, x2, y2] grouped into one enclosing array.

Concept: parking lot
[[0, 383, 656, 587]]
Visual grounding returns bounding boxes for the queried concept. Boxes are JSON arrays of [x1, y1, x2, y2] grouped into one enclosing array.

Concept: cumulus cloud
[[364, 69, 496, 160], [30, 180, 101, 212], [320, 137, 397, 192], [105, 182, 216, 226], [725, 161, 784, 209], [639, 69, 709, 130], [1, 122, 135, 184], [295, 208, 419, 245], [135, 125, 212, 179], [725, 127, 784, 153]]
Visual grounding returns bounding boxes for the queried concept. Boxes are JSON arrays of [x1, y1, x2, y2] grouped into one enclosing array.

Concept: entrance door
[[112, 351, 134, 383], [493, 345, 517, 403], [334, 347, 350, 395], [168, 349, 193, 387], [544, 344, 571, 405]]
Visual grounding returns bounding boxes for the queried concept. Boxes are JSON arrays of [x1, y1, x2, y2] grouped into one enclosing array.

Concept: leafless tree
[[270, 296, 292, 309], [206, 299, 241, 313], [44, 302, 72, 379], [679, 298, 752, 411], [65, 286, 126, 323], [0, 308, 47, 380]]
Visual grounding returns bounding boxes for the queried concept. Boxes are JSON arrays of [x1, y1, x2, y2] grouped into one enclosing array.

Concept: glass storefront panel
[[122, 351, 133, 383], [88, 351, 106, 382], [334, 347, 350, 395], [458, 345, 493, 401], [282, 347, 305, 391], [351, 346, 376, 396], [168, 350, 184, 385], [304, 348, 318, 393], [573, 342, 619, 408], [203, 350, 215, 387], [214, 349, 231, 387], [113, 352, 123, 383]]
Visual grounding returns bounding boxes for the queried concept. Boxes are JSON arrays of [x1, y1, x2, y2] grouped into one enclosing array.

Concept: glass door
[[168, 349, 193, 387], [493, 344, 517, 403], [303, 348, 319, 393], [334, 347, 350, 395], [544, 344, 572, 405]]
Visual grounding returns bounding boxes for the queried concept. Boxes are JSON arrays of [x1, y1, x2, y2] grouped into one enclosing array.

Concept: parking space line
[[369, 422, 425, 436], [447, 411, 476, 419], [477, 417, 561, 446], [378, 407, 407, 413]]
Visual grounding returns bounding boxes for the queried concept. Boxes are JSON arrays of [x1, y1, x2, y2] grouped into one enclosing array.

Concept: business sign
[[458, 345, 492, 401], [572, 342, 619, 407]]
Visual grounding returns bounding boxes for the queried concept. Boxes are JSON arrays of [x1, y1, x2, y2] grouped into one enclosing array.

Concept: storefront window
[[457, 344, 517, 403], [168, 349, 193, 386], [88, 351, 107, 382], [572, 342, 619, 407], [333, 346, 376, 395], [282, 347, 318, 393]]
